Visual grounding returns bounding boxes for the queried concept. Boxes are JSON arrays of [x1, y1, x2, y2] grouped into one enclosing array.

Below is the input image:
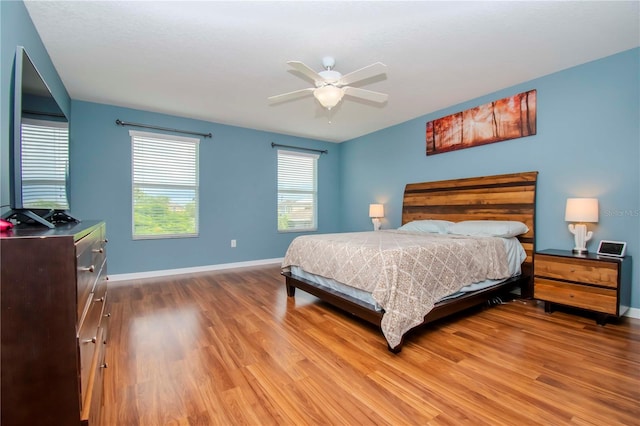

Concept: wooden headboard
[[402, 171, 538, 281]]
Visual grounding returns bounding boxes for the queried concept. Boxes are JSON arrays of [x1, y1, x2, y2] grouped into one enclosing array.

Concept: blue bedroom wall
[[340, 48, 640, 309], [70, 101, 341, 274], [0, 1, 70, 214]]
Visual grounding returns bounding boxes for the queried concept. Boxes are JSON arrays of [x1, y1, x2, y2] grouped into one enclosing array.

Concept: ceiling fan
[[268, 57, 388, 110]]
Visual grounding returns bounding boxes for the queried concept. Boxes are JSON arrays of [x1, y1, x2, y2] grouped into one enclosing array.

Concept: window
[[21, 118, 70, 209], [277, 150, 318, 232], [131, 130, 199, 239]]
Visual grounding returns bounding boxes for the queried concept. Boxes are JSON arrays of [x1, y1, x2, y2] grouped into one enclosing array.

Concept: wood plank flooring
[[102, 264, 640, 425]]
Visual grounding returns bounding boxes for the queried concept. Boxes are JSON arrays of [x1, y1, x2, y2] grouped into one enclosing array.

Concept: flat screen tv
[[3, 46, 77, 228]]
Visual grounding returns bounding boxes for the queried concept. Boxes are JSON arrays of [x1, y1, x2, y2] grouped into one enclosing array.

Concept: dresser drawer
[[76, 225, 105, 316], [90, 237, 107, 279], [78, 289, 107, 401], [535, 255, 618, 288], [101, 293, 111, 347], [76, 244, 99, 322], [81, 326, 106, 426], [92, 264, 107, 305], [534, 278, 618, 314]]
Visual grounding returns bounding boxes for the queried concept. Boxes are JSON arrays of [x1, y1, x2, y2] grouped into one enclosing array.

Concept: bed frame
[[283, 171, 538, 352]]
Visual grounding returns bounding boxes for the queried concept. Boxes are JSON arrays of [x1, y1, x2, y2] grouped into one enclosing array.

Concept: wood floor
[[102, 264, 640, 425]]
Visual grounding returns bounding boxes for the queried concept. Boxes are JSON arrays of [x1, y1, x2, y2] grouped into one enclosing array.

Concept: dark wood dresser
[[1, 221, 109, 425]]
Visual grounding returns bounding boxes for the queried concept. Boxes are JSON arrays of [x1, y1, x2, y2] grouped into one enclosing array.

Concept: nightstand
[[534, 249, 632, 324]]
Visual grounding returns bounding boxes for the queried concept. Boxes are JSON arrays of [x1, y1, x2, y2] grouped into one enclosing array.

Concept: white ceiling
[[24, 1, 639, 143]]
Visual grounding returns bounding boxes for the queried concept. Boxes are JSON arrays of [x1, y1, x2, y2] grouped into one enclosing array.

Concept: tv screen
[[5, 46, 74, 227]]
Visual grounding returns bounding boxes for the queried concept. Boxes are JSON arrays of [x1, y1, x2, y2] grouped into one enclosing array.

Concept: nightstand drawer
[[535, 255, 618, 288], [534, 278, 617, 314]]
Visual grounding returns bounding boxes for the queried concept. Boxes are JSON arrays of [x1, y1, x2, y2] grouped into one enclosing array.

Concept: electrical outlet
[[231, 239, 236, 248]]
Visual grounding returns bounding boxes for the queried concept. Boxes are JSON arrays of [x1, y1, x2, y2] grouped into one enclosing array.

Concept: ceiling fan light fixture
[[270, 58, 387, 111], [313, 85, 344, 110]]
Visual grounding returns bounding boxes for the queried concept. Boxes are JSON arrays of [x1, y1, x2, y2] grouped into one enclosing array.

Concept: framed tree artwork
[[426, 89, 536, 156]]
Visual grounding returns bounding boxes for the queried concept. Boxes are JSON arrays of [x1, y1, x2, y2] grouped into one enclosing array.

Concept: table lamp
[[565, 198, 598, 254], [369, 204, 384, 231]]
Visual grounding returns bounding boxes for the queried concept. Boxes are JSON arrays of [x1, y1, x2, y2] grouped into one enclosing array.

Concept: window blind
[[131, 130, 199, 239], [21, 118, 70, 210], [277, 150, 318, 232]]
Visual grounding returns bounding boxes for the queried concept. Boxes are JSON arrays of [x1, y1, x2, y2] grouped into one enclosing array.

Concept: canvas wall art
[[426, 89, 536, 155]]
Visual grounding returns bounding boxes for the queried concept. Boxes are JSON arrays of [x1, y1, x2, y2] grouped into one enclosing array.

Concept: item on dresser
[[282, 171, 538, 352], [1, 221, 109, 426], [596, 240, 627, 257], [0, 218, 13, 231], [534, 249, 632, 325], [564, 198, 599, 254]]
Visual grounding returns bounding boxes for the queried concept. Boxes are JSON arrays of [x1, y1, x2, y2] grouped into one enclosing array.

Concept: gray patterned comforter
[[282, 230, 510, 349]]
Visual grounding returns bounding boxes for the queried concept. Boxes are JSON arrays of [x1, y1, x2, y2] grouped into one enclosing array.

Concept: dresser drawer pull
[[101, 362, 109, 369], [94, 297, 105, 303], [79, 265, 95, 273], [82, 337, 97, 344], [92, 248, 104, 254], [104, 312, 111, 318], [104, 239, 108, 244]]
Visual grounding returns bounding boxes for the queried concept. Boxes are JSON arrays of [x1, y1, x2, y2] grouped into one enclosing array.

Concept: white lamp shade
[[313, 85, 344, 109], [565, 198, 598, 223], [369, 204, 384, 218]]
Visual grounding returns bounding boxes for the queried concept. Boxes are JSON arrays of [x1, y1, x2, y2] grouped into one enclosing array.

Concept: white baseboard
[[625, 307, 640, 319], [108, 257, 283, 283]]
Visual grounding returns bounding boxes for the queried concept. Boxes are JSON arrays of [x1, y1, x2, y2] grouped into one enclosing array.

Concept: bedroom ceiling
[[24, 1, 639, 143]]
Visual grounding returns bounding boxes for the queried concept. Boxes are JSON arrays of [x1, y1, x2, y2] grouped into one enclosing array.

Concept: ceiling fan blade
[[268, 87, 314, 103], [287, 61, 323, 82], [338, 62, 387, 86], [343, 86, 388, 103]]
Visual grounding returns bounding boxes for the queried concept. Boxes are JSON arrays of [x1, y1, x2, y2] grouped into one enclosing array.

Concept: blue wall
[[340, 48, 640, 309], [70, 101, 341, 274]]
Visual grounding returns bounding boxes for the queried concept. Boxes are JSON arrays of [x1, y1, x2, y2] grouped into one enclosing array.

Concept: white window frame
[[130, 130, 199, 240], [277, 149, 318, 233]]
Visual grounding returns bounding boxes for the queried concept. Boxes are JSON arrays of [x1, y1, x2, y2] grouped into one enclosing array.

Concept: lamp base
[[568, 223, 593, 256]]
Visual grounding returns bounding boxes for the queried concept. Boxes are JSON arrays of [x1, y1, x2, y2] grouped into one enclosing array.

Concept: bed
[[282, 171, 538, 352]]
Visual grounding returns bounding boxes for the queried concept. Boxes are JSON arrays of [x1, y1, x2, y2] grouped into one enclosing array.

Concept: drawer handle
[[104, 312, 111, 318], [79, 265, 95, 273], [82, 337, 97, 344], [92, 248, 104, 254], [95, 297, 105, 303], [103, 239, 108, 244], [101, 362, 108, 369]]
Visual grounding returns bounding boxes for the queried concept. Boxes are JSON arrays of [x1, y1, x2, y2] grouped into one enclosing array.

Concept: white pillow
[[447, 220, 529, 238], [398, 220, 454, 234]]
